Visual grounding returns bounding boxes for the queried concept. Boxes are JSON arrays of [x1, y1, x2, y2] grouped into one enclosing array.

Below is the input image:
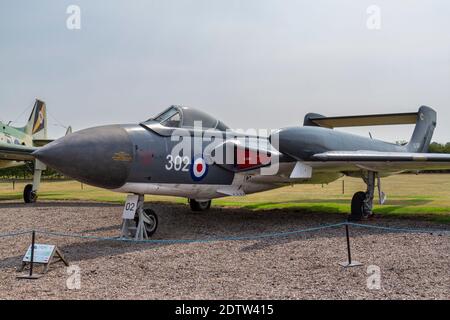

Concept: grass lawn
[[1, 174, 450, 223]]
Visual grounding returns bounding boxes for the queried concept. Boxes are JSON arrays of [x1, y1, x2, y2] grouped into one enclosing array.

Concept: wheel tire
[[349, 191, 366, 221], [189, 199, 211, 212], [23, 184, 37, 204], [134, 209, 158, 237]]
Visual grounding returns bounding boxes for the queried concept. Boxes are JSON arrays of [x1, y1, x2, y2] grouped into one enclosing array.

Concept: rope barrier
[[33, 222, 347, 244], [347, 222, 450, 234], [0, 223, 448, 244], [0, 230, 32, 239]]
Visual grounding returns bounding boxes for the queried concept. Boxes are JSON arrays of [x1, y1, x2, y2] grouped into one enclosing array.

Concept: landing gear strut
[[189, 199, 211, 212], [23, 159, 46, 203], [134, 208, 158, 238], [121, 194, 158, 240], [349, 171, 385, 221]]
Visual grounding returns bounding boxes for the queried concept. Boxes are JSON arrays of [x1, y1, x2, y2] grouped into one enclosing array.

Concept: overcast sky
[[1, 0, 449, 142]]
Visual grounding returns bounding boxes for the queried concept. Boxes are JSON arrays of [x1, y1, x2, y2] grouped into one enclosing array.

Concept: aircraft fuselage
[[33, 121, 406, 200]]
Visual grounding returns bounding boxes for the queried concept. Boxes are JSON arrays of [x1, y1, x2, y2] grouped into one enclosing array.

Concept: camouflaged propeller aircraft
[[0, 100, 52, 203], [33, 105, 450, 238], [0, 99, 71, 203]]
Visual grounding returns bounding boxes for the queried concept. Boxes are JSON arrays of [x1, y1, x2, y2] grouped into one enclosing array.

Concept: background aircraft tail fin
[[23, 99, 48, 140], [406, 106, 437, 153]]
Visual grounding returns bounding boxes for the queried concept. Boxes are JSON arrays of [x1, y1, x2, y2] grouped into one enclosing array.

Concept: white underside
[[113, 174, 280, 200], [112, 164, 346, 200], [113, 182, 237, 200]]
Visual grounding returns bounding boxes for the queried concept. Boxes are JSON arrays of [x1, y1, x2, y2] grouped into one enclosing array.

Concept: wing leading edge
[[309, 151, 450, 172], [0, 144, 37, 161], [305, 112, 418, 129]]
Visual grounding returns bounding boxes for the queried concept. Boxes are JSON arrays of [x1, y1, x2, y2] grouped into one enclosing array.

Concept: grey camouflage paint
[[33, 105, 438, 194]]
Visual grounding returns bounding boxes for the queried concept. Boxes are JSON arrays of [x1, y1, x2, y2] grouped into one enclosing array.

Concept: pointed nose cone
[[34, 125, 133, 189]]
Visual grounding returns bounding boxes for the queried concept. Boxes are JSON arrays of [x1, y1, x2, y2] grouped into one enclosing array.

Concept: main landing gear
[[349, 171, 386, 221], [23, 159, 46, 204], [189, 199, 211, 212]]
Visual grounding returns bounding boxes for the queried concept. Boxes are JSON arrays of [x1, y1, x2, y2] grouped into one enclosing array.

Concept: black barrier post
[[339, 224, 363, 268], [29, 230, 35, 277], [345, 224, 352, 264], [18, 230, 42, 279]]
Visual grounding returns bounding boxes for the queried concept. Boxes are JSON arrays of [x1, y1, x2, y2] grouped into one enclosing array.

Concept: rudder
[[24, 99, 47, 140]]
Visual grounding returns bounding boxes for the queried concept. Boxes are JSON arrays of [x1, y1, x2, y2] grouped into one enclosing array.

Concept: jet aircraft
[[33, 105, 450, 237]]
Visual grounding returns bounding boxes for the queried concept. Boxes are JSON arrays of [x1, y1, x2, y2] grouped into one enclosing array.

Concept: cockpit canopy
[[146, 105, 229, 131]]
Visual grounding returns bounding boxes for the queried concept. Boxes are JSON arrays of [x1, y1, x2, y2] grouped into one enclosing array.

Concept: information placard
[[23, 244, 55, 264]]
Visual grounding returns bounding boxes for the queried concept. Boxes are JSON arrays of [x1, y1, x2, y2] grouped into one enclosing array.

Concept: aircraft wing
[[308, 151, 450, 172], [0, 144, 37, 161]]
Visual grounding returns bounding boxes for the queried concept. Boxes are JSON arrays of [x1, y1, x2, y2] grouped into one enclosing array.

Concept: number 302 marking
[[165, 155, 190, 172]]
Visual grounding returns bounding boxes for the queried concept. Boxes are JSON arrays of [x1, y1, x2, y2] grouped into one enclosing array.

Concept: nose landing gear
[[134, 208, 158, 237], [121, 194, 158, 240], [23, 159, 46, 204]]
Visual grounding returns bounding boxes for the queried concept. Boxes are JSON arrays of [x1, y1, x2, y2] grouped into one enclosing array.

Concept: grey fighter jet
[[34, 105, 450, 236]]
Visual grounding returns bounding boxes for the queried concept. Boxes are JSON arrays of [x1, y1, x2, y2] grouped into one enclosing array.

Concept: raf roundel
[[190, 156, 208, 181]]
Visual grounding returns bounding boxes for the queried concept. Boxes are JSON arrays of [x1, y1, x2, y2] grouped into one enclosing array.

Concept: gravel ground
[[0, 201, 449, 300]]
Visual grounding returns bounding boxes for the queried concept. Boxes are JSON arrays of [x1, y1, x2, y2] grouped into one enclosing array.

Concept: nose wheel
[[134, 208, 158, 237], [23, 184, 37, 203]]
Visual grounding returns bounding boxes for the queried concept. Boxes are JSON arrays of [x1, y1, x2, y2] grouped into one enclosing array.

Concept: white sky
[[1, 0, 449, 143]]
